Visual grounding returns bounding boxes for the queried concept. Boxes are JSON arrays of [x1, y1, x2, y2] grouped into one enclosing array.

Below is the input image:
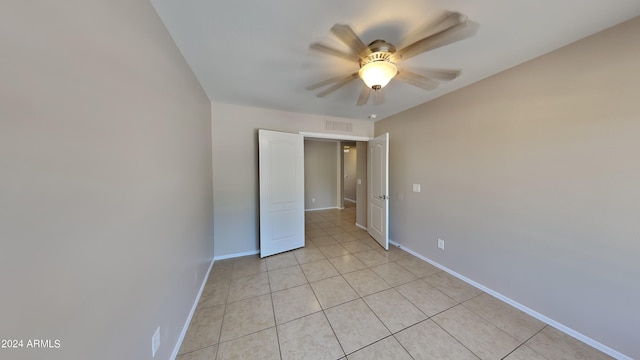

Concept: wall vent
[[325, 120, 353, 132]]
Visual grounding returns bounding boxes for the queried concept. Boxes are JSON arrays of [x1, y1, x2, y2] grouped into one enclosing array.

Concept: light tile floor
[[177, 205, 613, 360]]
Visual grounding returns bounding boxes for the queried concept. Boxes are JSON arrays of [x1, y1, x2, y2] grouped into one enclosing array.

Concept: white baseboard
[[171, 258, 215, 360], [389, 240, 631, 360], [343, 198, 356, 203], [214, 249, 259, 261], [355, 223, 367, 230], [388, 239, 401, 247]]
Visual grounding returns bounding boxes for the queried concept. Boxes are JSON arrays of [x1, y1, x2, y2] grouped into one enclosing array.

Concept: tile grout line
[[391, 332, 419, 360], [306, 272, 348, 359], [458, 293, 526, 355], [347, 257, 448, 357], [215, 260, 273, 352], [177, 263, 233, 357], [213, 263, 234, 357], [266, 265, 284, 360], [213, 258, 238, 354], [430, 316, 483, 360], [499, 326, 551, 360]]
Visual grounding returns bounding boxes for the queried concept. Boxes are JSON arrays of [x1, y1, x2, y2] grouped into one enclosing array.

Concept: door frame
[[299, 131, 389, 249], [300, 133, 370, 217], [299, 132, 371, 142]]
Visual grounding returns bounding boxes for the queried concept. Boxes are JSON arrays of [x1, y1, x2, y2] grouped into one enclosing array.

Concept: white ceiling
[[150, 0, 640, 121]]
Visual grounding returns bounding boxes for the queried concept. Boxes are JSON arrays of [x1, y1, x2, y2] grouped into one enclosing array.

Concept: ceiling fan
[[307, 11, 477, 106]]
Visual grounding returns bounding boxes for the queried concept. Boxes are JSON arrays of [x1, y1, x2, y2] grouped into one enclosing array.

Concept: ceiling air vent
[[325, 120, 353, 132]]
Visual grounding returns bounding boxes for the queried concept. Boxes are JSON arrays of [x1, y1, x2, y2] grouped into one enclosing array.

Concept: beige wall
[[305, 140, 339, 210], [211, 102, 373, 257], [343, 147, 358, 201], [0, 1, 214, 360], [375, 17, 640, 358]]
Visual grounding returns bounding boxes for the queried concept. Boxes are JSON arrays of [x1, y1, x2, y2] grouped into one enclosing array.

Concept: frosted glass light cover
[[358, 61, 397, 89]]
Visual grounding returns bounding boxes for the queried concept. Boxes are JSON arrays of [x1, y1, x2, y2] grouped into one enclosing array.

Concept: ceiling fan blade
[[306, 72, 359, 91], [315, 73, 359, 97], [310, 42, 359, 62], [374, 89, 385, 105], [399, 11, 465, 47], [330, 24, 370, 58], [356, 85, 371, 106], [398, 18, 477, 60], [396, 70, 440, 91], [421, 68, 461, 81]]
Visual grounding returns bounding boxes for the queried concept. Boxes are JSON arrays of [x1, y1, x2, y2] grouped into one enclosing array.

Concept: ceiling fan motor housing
[[359, 40, 398, 66]]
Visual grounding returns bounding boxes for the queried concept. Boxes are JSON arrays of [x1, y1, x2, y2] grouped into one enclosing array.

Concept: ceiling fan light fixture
[[308, 16, 475, 105], [358, 60, 397, 89]]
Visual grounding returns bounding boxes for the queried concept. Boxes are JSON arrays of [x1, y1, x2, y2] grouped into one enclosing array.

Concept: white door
[[368, 133, 389, 250], [258, 130, 305, 257]]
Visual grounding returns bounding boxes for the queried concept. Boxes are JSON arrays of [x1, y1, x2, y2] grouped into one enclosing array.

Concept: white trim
[[343, 198, 356, 203], [214, 249, 260, 261], [389, 240, 631, 360], [171, 258, 215, 360], [305, 206, 340, 212], [355, 222, 367, 230], [299, 131, 371, 142], [337, 142, 343, 208]]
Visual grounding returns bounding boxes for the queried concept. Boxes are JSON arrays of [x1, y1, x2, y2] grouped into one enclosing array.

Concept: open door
[[258, 130, 305, 257], [368, 133, 389, 250]]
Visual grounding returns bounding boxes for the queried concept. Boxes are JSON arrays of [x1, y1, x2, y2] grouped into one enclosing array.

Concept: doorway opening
[[259, 130, 388, 258], [342, 141, 357, 207], [303, 138, 368, 231]]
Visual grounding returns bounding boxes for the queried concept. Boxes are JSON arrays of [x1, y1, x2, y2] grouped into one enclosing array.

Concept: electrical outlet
[[152, 327, 160, 357], [412, 184, 421, 192], [312, 198, 316, 203], [438, 239, 445, 250]]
